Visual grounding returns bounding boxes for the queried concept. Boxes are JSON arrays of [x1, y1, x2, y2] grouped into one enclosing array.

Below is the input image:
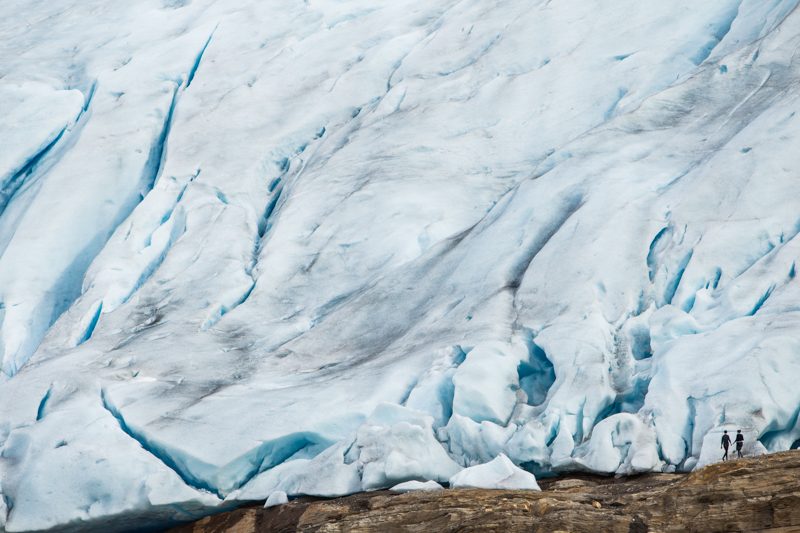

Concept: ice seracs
[[573, 413, 662, 474], [451, 341, 526, 426], [230, 404, 461, 502], [1, 0, 800, 530], [349, 404, 462, 491]]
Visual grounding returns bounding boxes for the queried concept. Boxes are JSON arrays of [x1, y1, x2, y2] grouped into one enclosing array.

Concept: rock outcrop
[[168, 451, 800, 532]]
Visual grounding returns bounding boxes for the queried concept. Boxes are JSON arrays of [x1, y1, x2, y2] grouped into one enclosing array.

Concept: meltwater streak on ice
[[1, 0, 800, 530]]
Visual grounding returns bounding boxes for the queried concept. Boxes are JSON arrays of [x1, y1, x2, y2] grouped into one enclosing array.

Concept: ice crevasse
[[2, 0, 800, 531]]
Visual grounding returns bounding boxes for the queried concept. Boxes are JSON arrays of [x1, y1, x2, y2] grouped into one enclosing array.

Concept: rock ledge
[[170, 451, 800, 532]]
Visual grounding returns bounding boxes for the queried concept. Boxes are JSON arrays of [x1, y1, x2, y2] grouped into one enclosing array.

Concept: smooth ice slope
[[2, 0, 800, 530], [449, 454, 540, 490]]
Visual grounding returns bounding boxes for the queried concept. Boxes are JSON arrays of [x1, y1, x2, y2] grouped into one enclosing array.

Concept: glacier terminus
[[1, 0, 800, 531]]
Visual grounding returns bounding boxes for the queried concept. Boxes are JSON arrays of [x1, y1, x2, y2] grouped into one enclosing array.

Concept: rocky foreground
[[169, 451, 800, 532]]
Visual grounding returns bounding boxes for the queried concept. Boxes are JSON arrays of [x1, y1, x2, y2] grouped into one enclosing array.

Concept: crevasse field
[[1, 0, 800, 530]]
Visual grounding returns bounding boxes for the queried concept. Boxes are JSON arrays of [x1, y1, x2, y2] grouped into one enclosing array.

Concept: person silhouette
[[735, 429, 744, 458], [721, 430, 731, 461]]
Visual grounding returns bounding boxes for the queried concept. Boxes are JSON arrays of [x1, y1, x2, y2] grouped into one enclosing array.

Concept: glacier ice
[[346, 403, 462, 491], [572, 413, 662, 474], [263, 491, 288, 508], [451, 341, 526, 426], [449, 454, 540, 491], [2, 0, 800, 530], [390, 480, 445, 493], [228, 403, 461, 501]]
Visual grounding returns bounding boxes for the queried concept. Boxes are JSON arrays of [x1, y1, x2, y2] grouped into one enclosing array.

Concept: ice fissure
[[508, 193, 584, 292], [691, 1, 742, 65], [0, 82, 177, 377], [35, 386, 53, 421], [141, 86, 180, 197], [0, 126, 68, 216], [75, 300, 103, 346], [186, 29, 216, 88], [0, 82, 95, 218], [517, 331, 556, 408], [100, 387, 224, 498], [3, 0, 800, 530]]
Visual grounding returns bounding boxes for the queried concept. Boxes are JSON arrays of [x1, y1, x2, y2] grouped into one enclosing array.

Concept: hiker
[[735, 429, 744, 458], [721, 430, 731, 461]]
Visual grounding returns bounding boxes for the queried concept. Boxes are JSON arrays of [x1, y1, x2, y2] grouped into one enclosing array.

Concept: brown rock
[[169, 451, 800, 533]]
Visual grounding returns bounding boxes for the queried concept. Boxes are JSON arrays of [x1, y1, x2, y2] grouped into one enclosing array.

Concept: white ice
[[228, 403, 461, 502], [263, 491, 288, 508], [2, 0, 800, 530], [449, 454, 540, 491], [390, 480, 445, 493]]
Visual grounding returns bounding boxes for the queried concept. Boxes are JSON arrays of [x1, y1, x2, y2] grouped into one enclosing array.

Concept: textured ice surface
[[572, 413, 662, 474], [228, 403, 461, 501], [2, 0, 800, 530], [449, 454, 540, 490]]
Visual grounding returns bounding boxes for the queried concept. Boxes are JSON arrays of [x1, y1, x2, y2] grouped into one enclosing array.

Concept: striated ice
[[1, 397, 220, 532], [2, 0, 800, 530]]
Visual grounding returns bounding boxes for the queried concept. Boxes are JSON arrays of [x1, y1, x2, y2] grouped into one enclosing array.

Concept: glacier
[[1, 0, 800, 530]]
